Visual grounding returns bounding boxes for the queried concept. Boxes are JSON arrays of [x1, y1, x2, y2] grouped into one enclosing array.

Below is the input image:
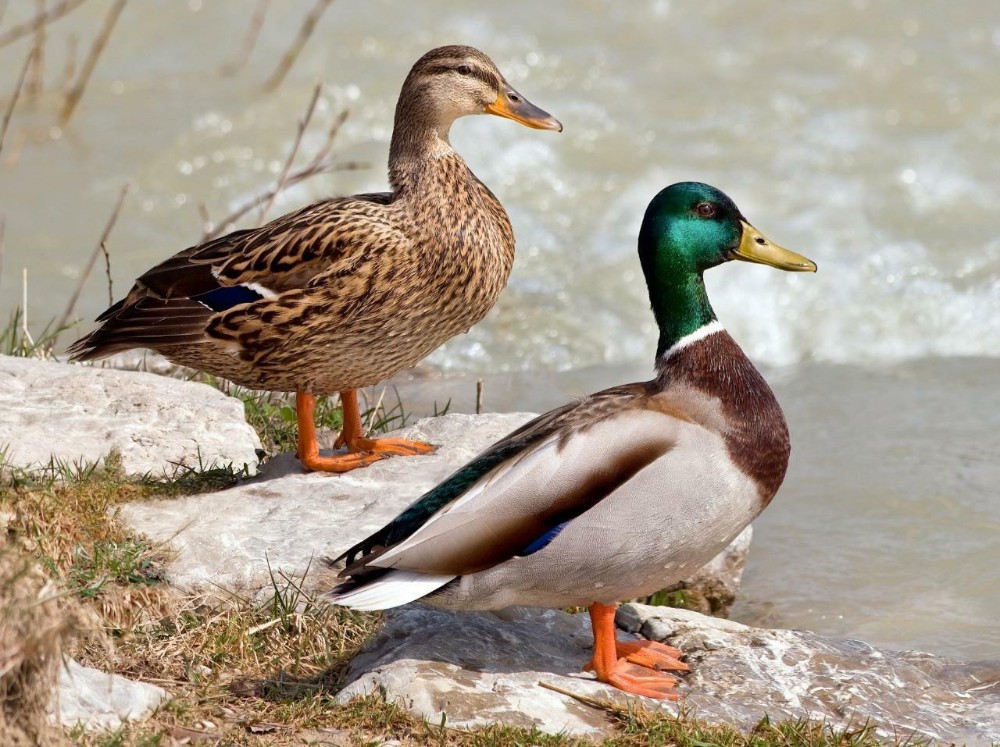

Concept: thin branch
[[220, 0, 270, 76], [202, 108, 360, 241], [0, 43, 35, 159], [246, 617, 281, 636], [59, 0, 127, 127], [203, 157, 364, 241], [100, 239, 112, 306], [60, 33, 78, 94], [21, 268, 33, 348], [53, 183, 129, 336], [0, 217, 5, 289], [197, 202, 212, 237], [304, 107, 348, 171], [0, 0, 91, 49], [364, 387, 387, 434], [537, 681, 625, 712], [25, 0, 47, 103], [263, 0, 333, 92], [258, 81, 323, 223]]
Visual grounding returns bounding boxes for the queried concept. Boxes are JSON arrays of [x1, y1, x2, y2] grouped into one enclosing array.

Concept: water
[[0, 1, 997, 658]]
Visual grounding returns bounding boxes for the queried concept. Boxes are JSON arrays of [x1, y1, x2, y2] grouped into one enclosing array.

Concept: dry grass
[[0, 451, 909, 747], [0, 542, 90, 747]]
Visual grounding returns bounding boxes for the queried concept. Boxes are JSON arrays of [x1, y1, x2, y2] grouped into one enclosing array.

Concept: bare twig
[[476, 378, 484, 415], [100, 240, 113, 305], [197, 202, 212, 237], [60, 33, 79, 94], [21, 268, 34, 347], [246, 618, 281, 636], [0, 0, 91, 48], [263, 0, 333, 91], [0, 217, 5, 288], [364, 388, 387, 434], [258, 81, 323, 222], [221, 0, 270, 76], [202, 157, 365, 241], [0, 43, 35, 159], [304, 107, 348, 171], [53, 183, 129, 336], [25, 0, 47, 103], [59, 0, 127, 126], [202, 106, 361, 241], [537, 681, 625, 712]]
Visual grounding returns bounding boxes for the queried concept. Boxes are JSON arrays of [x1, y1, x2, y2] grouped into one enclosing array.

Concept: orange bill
[[485, 88, 562, 131]]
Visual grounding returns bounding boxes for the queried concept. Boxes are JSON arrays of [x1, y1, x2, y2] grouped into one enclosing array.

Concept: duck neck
[[388, 92, 458, 189], [647, 266, 718, 360]]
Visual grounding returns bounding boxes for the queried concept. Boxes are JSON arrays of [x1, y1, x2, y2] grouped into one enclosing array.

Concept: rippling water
[[1, 1, 997, 658]]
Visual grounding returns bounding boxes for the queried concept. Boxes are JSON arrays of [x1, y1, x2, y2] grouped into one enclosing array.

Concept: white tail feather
[[329, 570, 455, 611]]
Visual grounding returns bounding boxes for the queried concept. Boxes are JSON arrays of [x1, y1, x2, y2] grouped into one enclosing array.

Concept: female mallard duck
[[68, 46, 561, 473], [331, 182, 816, 699]]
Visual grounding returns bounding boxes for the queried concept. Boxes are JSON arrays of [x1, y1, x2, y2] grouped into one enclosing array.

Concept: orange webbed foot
[[605, 661, 682, 700], [586, 602, 687, 700], [332, 390, 436, 458], [334, 434, 437, 457], [295, 390, 436, 474], [298, 449, 386, 473], [615, 639, 689, 672]]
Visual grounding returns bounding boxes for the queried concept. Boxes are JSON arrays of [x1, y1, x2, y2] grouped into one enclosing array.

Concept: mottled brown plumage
[[68, 45, 561, 472]]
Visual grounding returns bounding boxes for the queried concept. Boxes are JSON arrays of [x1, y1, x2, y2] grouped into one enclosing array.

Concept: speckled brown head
[[390, 45, 561, 161]]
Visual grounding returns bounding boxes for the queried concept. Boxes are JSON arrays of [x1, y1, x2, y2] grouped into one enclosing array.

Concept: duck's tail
[[328, 570, 455, 611]]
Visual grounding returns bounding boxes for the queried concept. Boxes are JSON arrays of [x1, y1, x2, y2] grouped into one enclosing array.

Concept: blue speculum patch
[[518, 521, 568, 556], [194, 285, 265, 311]]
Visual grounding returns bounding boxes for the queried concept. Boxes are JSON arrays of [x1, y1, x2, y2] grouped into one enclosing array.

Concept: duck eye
[[456, 64, 472, 76], [695, 202, 717, 218]]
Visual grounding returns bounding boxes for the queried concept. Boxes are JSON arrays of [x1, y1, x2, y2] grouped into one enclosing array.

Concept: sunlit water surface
[[0, 1, 997, 659]]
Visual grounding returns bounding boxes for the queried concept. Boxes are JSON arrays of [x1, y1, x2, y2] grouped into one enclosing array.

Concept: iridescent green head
[[637, 182, 817, 356]]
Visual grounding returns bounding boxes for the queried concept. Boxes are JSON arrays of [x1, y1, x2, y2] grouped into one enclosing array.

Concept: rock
[[336, 605, 619, 737], [93, 350, 188, 378], [619, 604, 1000, 744], [119, 413, 751, 609], [337, 604, 1000, 744], [0, 355, 261, 477], [54, 659, 170, 731], [120, 413, 535, 595]]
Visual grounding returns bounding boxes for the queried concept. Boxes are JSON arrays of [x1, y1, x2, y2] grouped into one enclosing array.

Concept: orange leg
[[586, 602, 685, 700], [296, 391, 384, 473], [332, 390, 436, 457]]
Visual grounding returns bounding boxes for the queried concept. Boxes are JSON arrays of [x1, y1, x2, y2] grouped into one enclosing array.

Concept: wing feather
[[68, 192, 397, 361], [353, 405, 680, 577], [337, 383, 651, 570]]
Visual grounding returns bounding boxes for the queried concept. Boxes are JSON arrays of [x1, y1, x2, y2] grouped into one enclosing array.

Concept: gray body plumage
[[332, 328, 788, 612]]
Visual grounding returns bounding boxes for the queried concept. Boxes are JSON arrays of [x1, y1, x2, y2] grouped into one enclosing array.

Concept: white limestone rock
[[0, 355, 260, 477], [54, 659, 170, 731], [337, 606, 616, 737], [337, 604, 1000, 744], [622, 604, 1000, 744], [119, 413, 534, 595]]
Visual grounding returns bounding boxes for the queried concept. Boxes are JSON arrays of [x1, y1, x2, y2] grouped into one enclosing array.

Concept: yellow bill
[[732, 222, 817, 272]]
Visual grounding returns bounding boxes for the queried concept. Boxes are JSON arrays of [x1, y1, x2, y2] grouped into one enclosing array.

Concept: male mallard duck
[[68, 46, 561, 473], [331, 182, 816, 699]]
